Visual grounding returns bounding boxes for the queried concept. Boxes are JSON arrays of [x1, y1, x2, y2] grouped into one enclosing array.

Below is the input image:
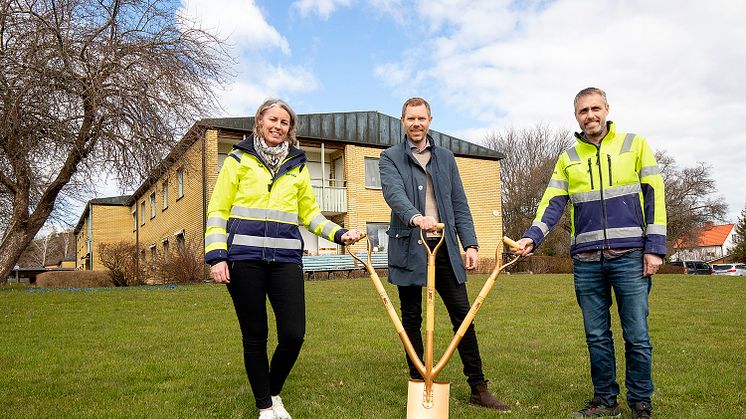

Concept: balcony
[[311, 179, 347, 215]]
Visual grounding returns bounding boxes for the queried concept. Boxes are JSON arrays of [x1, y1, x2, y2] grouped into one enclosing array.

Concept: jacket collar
[[404, 133, 435, 153], [575, 121, 616, 146], [234, 134, 306, 174]]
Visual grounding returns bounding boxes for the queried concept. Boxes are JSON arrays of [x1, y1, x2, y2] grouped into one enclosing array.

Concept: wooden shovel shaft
[[421, 225, 445, 405], [349, 237, 426, 377], [431, 236, 523, 379]]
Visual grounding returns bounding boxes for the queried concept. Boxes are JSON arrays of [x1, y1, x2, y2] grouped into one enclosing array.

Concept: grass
[[1, 274, 744, 418]]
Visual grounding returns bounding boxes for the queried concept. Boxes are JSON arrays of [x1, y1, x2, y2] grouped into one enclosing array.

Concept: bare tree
[[656, 150, 728, 254], [484, 124, 574, 255], [730, 202, 746, 262], [0, 0, 231, 281], [31, 225, 56, 267]]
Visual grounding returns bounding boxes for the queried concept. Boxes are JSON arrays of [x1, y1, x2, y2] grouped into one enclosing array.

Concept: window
[[162, 181, 169, 210], [140, 202, 146, 225], [150, 193, 156, 219], [364, 157, 382, 189], [150, 245, 157, 269], [162, 239, 170, 263], [366, 222, 390, 252], [176, 231, 185, 254], [132, 210, 137, 231], [177, 168, 184, 198]]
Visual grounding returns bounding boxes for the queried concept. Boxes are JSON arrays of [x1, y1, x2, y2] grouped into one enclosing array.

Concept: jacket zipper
[[595, 146, 609, 249], [263, 154, 297, 262], [587, 158, 594, 190]]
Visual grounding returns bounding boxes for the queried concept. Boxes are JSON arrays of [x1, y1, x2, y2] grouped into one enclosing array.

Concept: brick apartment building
[[74, 111, 505, 274]]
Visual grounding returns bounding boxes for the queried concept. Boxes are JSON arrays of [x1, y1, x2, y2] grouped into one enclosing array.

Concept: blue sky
[[167, 0, 746, 222]]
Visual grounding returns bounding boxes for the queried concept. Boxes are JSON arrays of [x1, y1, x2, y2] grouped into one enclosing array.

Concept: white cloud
[[179, 1, 319, 116], [218, 64, 318, 116], [180, 0, 289, 54], [292, 0, 353, 19], [375, 0, 746, 221]]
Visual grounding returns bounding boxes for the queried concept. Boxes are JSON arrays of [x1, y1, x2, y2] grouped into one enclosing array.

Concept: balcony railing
[[311, 179, 347, 214]]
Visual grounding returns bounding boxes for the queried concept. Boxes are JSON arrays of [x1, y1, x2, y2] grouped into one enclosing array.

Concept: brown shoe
[[469, 381, 511, 411]]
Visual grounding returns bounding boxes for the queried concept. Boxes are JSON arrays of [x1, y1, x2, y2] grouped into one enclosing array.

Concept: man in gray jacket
[[378, 97, 508, 410]]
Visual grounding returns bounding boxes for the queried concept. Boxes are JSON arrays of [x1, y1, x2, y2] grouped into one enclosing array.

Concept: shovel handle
[[503, 236, 521, 251]]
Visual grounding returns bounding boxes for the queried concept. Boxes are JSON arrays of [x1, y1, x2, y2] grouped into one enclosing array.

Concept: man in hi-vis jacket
[[514, 88, 665, 419]]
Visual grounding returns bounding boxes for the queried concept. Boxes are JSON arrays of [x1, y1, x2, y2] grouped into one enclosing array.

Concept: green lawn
[[1, 274, 744, 418]]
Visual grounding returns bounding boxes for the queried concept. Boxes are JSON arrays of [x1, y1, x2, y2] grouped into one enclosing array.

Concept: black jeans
[[397, 240, 485, 386], [227, 260, 305, 409]]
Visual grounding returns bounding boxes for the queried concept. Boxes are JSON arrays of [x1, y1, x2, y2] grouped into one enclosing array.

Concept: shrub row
[[35, 271, 113, 288]]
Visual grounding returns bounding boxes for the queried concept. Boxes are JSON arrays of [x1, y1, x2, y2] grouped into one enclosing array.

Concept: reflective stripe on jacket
[[204, 136, 347, 265], [524, 122, 667, 257]]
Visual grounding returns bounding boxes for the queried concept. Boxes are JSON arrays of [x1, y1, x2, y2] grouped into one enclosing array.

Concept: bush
[[98, 241, 143, 286], [35, 270, 113, 288], [158, 236, 207, 283]]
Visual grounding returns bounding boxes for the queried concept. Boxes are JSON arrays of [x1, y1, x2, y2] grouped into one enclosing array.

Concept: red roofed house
[[671, 223, 736, 262]]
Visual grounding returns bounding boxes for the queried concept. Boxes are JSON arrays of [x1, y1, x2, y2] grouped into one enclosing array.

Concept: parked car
[[711, 263, 746, 276], [671, 260, 713, 275]]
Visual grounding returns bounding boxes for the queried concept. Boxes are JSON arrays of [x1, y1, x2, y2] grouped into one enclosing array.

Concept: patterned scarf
[[254, 134, 289, 175]]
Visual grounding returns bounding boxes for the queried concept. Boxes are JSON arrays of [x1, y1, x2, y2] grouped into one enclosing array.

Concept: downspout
[[87, 203, 93, 270], [202, 129, 207, 280], [134, 200, 139, 278]]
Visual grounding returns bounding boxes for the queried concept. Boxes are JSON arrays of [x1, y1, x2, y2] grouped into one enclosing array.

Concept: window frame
[[177, 168, 184, 199], [364, 157, 382, 189]]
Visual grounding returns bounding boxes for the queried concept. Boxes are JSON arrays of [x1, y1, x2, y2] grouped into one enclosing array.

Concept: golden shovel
[[350, 228, 524, 418]]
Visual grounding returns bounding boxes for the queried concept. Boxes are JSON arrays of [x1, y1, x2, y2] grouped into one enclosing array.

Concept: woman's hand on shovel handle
[[342, 229, 365, 245]]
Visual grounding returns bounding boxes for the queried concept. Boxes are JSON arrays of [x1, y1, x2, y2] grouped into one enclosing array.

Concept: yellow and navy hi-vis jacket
[[523, 122, 667, 257], [204, 136, 348, 266]]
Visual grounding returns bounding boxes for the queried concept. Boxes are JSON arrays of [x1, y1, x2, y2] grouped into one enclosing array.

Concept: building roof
[[108, 111, 504, 210], [200, 111, 505, 160], [673, 223, 735, 249]]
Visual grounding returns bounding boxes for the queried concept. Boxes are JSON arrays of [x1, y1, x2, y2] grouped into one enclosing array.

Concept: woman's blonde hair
[[253, 98, 298, 146]]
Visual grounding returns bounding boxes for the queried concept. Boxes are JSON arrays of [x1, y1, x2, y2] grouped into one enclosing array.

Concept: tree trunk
[[0, 228, 35, 283]]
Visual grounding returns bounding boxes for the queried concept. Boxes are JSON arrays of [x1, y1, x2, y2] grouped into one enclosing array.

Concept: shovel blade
[[406, 380, 450, 419]]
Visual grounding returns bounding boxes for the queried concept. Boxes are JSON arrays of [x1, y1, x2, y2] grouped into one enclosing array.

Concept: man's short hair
[[574, 87, 608, 108], [401, 97, 431, 118]]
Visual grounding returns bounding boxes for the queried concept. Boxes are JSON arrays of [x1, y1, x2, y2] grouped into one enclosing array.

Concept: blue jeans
[[573, 250, 653, 406]]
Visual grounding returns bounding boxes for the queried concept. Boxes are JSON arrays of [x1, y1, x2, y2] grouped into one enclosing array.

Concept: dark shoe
[[631, 401, 652, 419], [469, 381, 510, 411], [570, 396, 621, 418]]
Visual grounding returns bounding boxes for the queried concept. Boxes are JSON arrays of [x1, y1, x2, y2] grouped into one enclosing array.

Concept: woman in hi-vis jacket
[[205, 98, 363, 419]]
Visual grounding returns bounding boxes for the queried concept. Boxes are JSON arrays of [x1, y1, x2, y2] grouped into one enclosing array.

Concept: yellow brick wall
[[455, 156, 504, 257], [75, 217, 89, 270], [342, 144, 390, 255], [130, 132, 209, 273], [90, 205, 133, 270], [341, 144, 503, 257]]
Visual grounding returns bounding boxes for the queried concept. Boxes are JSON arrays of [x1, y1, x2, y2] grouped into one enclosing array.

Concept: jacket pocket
[[386, 228, 411, 268], [227, 218, 241, 254]]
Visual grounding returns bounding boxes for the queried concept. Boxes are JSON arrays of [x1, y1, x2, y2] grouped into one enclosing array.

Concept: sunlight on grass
[[1, 275, 744, 418]]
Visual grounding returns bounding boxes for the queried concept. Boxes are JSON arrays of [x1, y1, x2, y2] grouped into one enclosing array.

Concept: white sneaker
[[258, 409, 274, 419], [271, 395, 292, 419]]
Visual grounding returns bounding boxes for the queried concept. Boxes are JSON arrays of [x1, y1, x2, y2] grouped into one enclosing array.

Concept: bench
[[302, 253, 388, 280]]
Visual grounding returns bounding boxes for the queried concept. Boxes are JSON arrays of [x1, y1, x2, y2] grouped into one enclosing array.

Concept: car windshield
[[713, 265, 733, 271]]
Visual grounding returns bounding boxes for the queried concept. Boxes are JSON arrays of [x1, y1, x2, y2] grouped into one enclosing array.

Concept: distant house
[[670, 223, 736, 262], [73, 111, 506, 278]]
